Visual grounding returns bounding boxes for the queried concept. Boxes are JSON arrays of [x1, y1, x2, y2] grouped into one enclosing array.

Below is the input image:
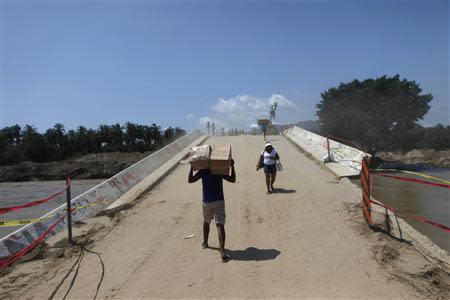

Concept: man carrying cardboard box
[[210, 144, 232, 175], [188, 157, 236, 263]]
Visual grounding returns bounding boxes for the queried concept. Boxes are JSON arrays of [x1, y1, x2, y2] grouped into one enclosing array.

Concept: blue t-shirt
[[197, 169, 224, 202]]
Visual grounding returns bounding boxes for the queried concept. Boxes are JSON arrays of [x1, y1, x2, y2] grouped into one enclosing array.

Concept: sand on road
[[1, 136, 448, 299]]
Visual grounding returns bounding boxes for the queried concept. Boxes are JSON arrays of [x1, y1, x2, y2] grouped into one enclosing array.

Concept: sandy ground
[[1, 136, 448, 299]]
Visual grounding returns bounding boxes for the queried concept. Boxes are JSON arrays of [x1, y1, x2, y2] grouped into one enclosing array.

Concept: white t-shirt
[[261, 149, 278, 165]]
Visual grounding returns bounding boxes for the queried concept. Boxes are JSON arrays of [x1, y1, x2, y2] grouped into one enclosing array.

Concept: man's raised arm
[[222, 159, 236, 183], [188, 166, 202, 183]]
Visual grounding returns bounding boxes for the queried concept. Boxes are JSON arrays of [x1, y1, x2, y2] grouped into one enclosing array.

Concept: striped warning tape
[[0, 217, 53, 227], [0, 214, 67, 269], [375, 169, 450, 185], [74, 201, 105, 210], [373, 173, 450, 189], [0, 200, 106, 227]]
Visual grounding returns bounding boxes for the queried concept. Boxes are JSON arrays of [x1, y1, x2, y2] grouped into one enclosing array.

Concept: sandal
[[221, 254, 231, 263]]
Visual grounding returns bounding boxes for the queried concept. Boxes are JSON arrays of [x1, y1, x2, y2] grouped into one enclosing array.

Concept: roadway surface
[[2, 136, 430, 299]]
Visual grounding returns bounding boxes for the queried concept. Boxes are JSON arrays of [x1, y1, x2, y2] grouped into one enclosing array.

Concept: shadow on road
[[228, 247, 281, 261], [271, 188, 296, 194], [208, 246, 281, 261]]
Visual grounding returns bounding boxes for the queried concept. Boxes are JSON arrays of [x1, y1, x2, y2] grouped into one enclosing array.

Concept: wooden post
[[66, 176, 73, 244]]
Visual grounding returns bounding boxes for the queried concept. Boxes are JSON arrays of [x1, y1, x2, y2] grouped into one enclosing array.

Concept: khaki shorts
[[202, 200, 226, 225]]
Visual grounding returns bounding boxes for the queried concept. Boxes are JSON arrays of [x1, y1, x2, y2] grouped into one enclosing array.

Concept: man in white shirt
[[256, 142, 280, 194]]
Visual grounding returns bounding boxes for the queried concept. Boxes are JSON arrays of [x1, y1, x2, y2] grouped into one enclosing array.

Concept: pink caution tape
[[0, 178, 72, 215], [370, 199, 450, 233]]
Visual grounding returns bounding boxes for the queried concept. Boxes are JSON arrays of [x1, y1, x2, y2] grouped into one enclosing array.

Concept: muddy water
[[0, 179, 104, 239], [354, 169, 449, 252]]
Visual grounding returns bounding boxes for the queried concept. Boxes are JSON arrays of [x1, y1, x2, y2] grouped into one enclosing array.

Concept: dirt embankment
[[379, 149, 450, 168], [0, 152, 150, 182]]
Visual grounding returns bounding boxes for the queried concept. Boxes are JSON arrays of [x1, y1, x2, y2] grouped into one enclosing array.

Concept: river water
[[353, 168, 449, 252], [0, 179, 104, 239]]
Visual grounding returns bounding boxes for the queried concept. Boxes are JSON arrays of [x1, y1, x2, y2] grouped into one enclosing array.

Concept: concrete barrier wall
[[0, 130, 204, 258], [284, 126, 368, 177]]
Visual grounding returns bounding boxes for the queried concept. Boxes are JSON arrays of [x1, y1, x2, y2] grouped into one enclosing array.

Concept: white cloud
[[268, 94, 296, 108], [203, 94, 296, 129], [199, 116, 212, 127], [186, 113, 194, 119], [198, 116, 225, 129]]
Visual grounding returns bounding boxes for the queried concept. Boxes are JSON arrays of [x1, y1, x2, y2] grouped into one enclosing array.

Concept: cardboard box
[[257, 119, 271, 126], [210, 144, 232, 175], [190, 159, 210, 171], [189, 145, 211, 171]]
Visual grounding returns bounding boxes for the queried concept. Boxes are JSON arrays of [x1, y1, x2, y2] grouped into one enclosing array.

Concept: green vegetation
[[0, 123, 185, 165], [316, 74, 449, 152]]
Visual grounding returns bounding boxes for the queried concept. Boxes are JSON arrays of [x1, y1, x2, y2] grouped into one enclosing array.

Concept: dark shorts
[[263, 164, 277, 174]]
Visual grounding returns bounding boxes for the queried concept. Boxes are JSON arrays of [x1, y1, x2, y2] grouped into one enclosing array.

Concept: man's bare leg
[[203, 222, 210, 248], [216, 224, 230, 262]]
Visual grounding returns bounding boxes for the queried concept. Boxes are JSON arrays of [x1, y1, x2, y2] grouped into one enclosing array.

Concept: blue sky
[[1, 0, 448, 132]]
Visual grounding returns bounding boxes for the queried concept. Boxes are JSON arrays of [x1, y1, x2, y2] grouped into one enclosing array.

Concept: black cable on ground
[[82, 247, 105, 300], [47, 245, 105, 300], [62, 249, 85, 300], [48, 248, 84, 300]]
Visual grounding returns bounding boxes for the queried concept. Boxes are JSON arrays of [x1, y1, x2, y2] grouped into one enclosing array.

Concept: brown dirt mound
[[379, 149, 450, 167], [0, 151, 151, 182]]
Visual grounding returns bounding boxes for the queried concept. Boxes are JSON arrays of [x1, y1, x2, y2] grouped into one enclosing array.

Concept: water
[[353, 168, 449, 252], [0, 179, 104, 239]]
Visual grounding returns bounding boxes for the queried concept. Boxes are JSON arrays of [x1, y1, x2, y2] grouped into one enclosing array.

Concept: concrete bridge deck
[[1, 135, 446, 299]]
